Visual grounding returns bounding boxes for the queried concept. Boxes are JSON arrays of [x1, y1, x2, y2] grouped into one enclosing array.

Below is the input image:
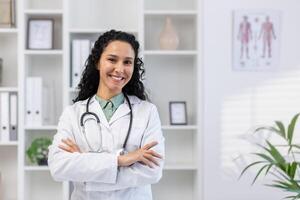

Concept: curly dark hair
[[73, 30, 147, 103]]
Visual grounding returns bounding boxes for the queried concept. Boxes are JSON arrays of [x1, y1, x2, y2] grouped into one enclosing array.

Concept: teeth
[[111, 75, 123, 80]]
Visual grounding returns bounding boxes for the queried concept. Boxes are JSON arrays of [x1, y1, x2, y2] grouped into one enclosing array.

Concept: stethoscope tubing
[[80, 93, 132, 152]]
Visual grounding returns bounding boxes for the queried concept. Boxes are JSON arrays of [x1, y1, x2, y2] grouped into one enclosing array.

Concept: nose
[[115, 61, 125, 73]]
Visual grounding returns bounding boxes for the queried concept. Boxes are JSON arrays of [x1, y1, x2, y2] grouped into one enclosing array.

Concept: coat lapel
[[82, 95, 110, 129], [109, 95, 140, 125], [81, 95, 141, 127]]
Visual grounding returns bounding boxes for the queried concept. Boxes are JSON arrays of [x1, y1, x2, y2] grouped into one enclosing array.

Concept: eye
[[124, 60, 133, 65], [108, 58, 116, 63]]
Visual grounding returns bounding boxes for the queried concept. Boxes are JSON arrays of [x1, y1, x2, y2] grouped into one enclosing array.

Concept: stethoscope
[[80, 93, 132, 153]]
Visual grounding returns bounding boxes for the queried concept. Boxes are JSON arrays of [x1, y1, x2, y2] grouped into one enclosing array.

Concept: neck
[[96, 86, 121, 100]]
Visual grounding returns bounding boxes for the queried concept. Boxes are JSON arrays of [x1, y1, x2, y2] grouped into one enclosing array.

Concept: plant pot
[[37, 158, 48, 166]]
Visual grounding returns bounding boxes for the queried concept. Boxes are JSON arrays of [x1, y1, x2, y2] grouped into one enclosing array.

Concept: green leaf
[[287, 162, 298, 180], [251, 164, 270, 185], [266, 140, 287, 172], [254, 126, 280, 135], [239, 161, 266, 179], [275, 121, 286, 139], [292, 144, 300, 149], [253, 153, 275, 164], [265, 164, 273, 175], [287, 113, 300, 146]]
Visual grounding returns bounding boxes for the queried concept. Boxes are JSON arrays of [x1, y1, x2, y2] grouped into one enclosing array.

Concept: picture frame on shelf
[[169, 101, 187, 125], [0, 0, 16, 28], [27, 19, 54, 50]]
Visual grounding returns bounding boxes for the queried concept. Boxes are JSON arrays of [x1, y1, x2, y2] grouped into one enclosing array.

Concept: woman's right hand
[[117, 141, 163, 168]]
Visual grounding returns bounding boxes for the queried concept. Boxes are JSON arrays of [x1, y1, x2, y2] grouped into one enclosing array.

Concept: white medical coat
[[48, 95, 165, 200]]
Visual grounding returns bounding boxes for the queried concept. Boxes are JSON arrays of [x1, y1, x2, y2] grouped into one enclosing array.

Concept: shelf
[[162, 125, 198, 130], [0, 87, 18, 92], [143, 50, 197, 56], [144, 10, 197, 16], [0, 28, 18, 34], [25, 125, 57, 130], [24, 50, 63, 55], [69, 28, 138, 34], [24, 166, 49, 171], [24, 9, 63, 15], [164, 163, 197, 170], [0, 141, 18, 146]]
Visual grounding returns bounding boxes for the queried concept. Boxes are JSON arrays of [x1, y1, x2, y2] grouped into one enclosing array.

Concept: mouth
[[109, 74, 125, 81]]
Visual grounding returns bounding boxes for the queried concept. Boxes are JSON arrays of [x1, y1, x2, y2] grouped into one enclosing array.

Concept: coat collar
[[80, 94, 141, 127]]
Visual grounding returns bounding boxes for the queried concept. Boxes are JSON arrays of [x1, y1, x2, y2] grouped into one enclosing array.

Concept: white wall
[[202, 0, 300, 199]]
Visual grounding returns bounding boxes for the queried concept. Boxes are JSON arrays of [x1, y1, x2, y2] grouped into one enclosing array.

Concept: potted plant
[[240, 113, 300, 199], [26, 137, 52, 166]]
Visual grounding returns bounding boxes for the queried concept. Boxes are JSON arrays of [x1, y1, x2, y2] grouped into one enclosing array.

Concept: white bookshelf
[[0, 28, 19, 33], [24, 9, 63, 15], [144, 50, 198, 55], [24, 166, 49, 171], [143, 1, 201, 200], [162, 125, 198, 130], [0, 1, 19, 199], [164, 163, 198, 170], [0, 0, 202, 199], [24, 125, 57, 130], [24, 50, 63, 55], [0, 141, 18, 146], [144, 10, 197, 15], [0, 87, 19, 92]]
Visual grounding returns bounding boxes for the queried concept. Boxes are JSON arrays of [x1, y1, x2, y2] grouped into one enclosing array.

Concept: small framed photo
[[169, 101, 187, 125], [27, 19, 54, 50]]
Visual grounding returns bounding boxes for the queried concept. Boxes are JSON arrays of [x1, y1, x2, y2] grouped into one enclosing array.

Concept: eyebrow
[[107, 54, 134, 60]]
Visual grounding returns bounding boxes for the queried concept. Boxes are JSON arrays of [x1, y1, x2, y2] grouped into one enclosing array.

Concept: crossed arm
[[48, 105, 165, 191], [59, 138, 162, 168]]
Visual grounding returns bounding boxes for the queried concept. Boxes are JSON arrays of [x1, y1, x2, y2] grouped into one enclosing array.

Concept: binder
[[25, 77, 34, 126], [26, 77, 42, 126], [33, 77, 42, 126], [80, 40, 90, 72], [71, 40, 81, 88], [0, 92, 10, 142], [71, 40, 90, 88], [9, 92, 17, 141]]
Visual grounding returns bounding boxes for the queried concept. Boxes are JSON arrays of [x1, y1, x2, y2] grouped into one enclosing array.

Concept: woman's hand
[[59, 138, 81, 153], [118, 141, 163, 168]]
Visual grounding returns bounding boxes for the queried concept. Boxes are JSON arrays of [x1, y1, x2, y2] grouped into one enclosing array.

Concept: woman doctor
[[48, 30, 165, 200]]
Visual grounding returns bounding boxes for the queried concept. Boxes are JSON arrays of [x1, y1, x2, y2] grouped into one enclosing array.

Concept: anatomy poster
[[233, 10, 281, 71]]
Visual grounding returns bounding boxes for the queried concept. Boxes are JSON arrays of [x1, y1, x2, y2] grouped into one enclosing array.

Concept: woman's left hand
[[59, 138, 81, 153]]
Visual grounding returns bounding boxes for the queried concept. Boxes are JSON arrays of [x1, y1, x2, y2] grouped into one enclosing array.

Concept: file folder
[[0, 92, 10, 142], [9, 92, 17, 141], [33, 77, 42, 126], [71, 40, 90, 88], [26, 77, 34, 126], [71, 40, 81, 88], [26, 77, 42, 126]]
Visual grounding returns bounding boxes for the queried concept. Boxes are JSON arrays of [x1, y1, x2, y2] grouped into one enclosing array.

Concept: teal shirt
[[95, 93, 125, 122]]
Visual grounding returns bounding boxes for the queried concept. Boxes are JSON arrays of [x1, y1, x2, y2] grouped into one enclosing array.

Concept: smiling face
[[97, 40, 135, 99]]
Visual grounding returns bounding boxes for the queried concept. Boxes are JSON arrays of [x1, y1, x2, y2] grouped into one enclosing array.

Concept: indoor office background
[[0, 0, 299, 200]]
